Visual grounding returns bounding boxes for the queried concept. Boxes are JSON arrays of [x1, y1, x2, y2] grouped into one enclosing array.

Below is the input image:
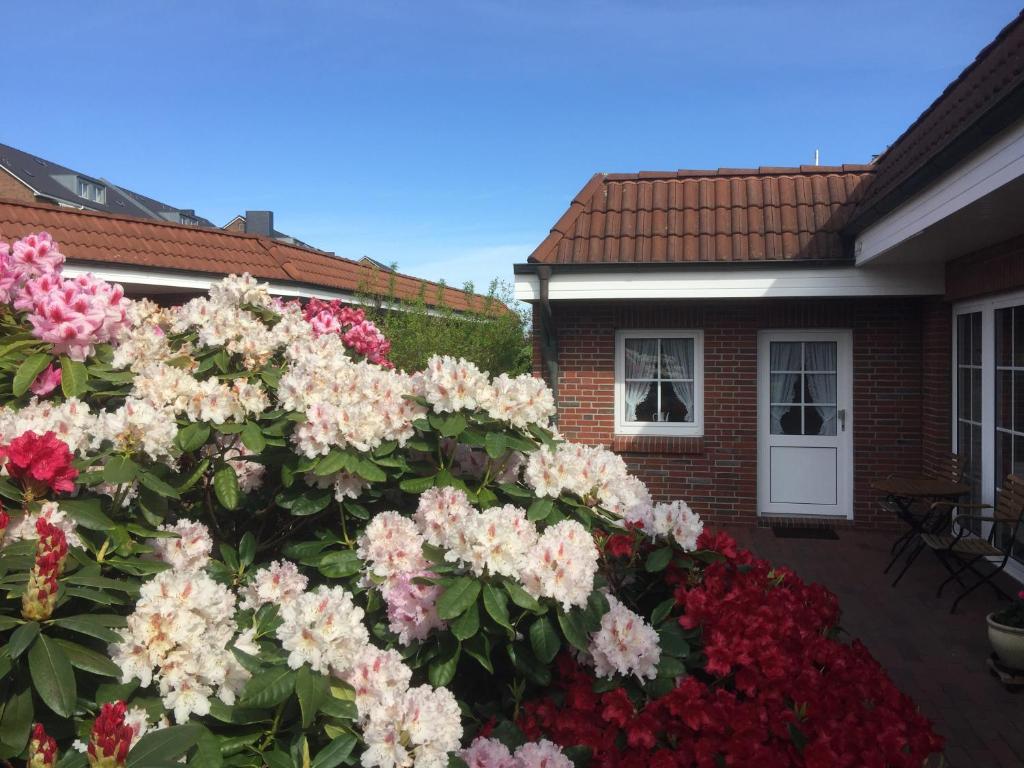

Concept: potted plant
[[988, 590, 1024, 669]]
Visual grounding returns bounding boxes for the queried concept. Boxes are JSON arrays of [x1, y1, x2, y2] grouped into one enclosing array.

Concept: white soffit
[[513, 263, 943, 301], [855, 116, 1024, 266]]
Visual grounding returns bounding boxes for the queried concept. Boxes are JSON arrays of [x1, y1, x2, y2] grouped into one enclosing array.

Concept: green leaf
[[275, 485, 332, 517], [353, 459, 386, 483], [449, 600, 480, 641], [526, 498, 554, 522], [651, 597, 676, 626], [138, 471, 181, 499], [213, 463, 241, 510], [103, 455, 139, 485], [238, 532, 256, 567], [50, 615, 126, 643], [262, 749, 294, 768], [0, 679, 32, 758], [13, 353, 52, 397], [482, 583, 511, 630], [54, 638, 121, 677], [398, 475, 436, 494], [176, 458, 210, 493], [314, 451, 350, 477], [645, 547, 673, 573], [127, 725, 203, 768], [431, 412, 467, 438], [529, 617, 560, 664], [484, 432, 506, 459], [657, 624, 691, 658], [503, 581, 543, 613], [28, 635, 77, 717], [310, 734, 357, 768], [295, 665, 329, 730], [8, 622, 39, 659], [239, 667, 296, 708], [436, 577, 481, 620], [60, 356, 89, 398], [0, 478, 21, 502], [175, 423, 212, 453], [557, 608, 591, 651], [318, 550, 362, 579], [463, 633, 493, 673], [60, 498, 116, 530], [428, 643, 460, 687], [240, 421, 266, 453]]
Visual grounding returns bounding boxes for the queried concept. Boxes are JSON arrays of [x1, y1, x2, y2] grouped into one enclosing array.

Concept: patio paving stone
[[726, 526, 1024, 768]]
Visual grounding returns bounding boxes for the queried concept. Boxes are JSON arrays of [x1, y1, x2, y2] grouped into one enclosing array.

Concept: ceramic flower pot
[[987, 612, 1024, 670]]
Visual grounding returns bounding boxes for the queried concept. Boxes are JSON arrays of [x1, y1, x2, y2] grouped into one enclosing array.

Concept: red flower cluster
[[0, 503, 8, 543], [88, 701, 134, 768], [520, 532, 943, 768], [22, 517, 68, 621], [29, 723, 58, 768], [0, 430, 78, 496]]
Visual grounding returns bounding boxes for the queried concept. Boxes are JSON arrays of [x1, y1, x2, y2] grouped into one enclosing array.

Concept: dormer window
[[76, 178, 106, 204], [179, 213, 199, 226]]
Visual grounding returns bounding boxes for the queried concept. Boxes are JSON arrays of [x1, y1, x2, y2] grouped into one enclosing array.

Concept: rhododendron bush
[[0, 232, 941, 768]]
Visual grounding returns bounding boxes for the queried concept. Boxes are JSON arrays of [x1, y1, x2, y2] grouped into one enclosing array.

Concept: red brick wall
[[946, 235, 1024, 302], [921, 298, 952, 476], [539, 298, 938, 530]]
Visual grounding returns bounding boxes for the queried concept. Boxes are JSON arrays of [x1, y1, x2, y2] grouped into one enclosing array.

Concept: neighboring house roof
[[528, 166, 874, 265], [0, 143, 216, 227], [0, 199, 489, 313], [846, 9, 1024, 233], [223, 214, 317, 250]]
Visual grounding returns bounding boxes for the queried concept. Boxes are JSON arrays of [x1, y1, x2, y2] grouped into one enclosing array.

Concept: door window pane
[[769, 340, 838, 436], [956, 312, 984, 534]]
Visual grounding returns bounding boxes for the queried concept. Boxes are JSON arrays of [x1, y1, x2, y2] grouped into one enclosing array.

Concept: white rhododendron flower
[[94, 397, 179, 462], [624, 499, 704, 552], [518, 519, 599, 611], [361, 684, 463, 768], [239, 560, 309, 611], [449, 503, 537, 579], [588, 595, 661, 681], [524, 443, 651, 515], [487, 372, 556, 429], [275, 585, 369, 675], [109, 570, 250, 723], [0, 397, 98, 455], [150, 519, 213, 573], [459, 738, 574, 768], [357, 511, 431, 580], [414, 486, 475, 548], [417, 355, 494, 413], [6, 501, 82, 548]]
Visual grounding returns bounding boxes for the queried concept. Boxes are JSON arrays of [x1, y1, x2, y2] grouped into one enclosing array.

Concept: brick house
[[515, 11, 1024, 578]]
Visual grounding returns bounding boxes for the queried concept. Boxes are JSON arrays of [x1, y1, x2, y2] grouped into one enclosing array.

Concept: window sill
[[611, 435, 704, 455]]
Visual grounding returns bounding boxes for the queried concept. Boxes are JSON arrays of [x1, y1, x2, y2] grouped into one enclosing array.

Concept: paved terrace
[[725, 526, 1024, 768]]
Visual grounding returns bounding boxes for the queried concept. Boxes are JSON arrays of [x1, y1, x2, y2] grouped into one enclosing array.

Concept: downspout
[[536, 265, 559, 422]]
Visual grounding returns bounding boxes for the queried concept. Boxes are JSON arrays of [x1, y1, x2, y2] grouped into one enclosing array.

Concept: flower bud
[[87, 701, 134, 768], [28, 723, 58, 768], [21, 518, 68, 621]]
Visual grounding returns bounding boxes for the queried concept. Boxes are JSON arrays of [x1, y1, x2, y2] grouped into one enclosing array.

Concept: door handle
[[838, 409, 847, 431]]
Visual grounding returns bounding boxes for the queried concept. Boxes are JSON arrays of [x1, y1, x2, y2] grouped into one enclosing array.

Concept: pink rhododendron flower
[[301, 299, 392, 365], [29, 364, 62, 396], [0, 232, 65, 304]]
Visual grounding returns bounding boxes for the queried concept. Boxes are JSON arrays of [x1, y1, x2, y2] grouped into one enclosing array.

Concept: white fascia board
[[513, 263, 943, 301], [855, 116, 1024, 265], [62, 262, 449, 314]]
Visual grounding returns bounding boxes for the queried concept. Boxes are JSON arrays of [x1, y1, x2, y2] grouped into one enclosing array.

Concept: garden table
[[872, 474, 970, 584]]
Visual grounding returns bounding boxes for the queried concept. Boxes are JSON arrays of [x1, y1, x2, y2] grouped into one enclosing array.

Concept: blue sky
[[4, 1, 1020, 293]]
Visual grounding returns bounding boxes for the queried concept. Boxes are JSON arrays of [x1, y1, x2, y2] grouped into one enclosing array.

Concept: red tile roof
[[528, 166, 874, 265], [0, 199, 491, 313], [848, 10, 1024, 231]]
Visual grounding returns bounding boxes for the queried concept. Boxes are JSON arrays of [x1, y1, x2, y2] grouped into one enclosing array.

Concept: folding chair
[[921, 473, 1024, 613]]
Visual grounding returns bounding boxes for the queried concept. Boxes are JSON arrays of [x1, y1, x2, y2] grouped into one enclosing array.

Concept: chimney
[[244, 210, 274, 237]]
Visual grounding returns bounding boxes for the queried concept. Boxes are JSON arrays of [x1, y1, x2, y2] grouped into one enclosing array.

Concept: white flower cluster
[[624, 499, 704, 552], [96, 397, 180, 462], [357, 511, 445, 645], [0, 397, 96, 455], [524, 443, 651, 515], [418, 488, 600, 610], [275, 585, 369, 675], [305, 470, 369, 501], [238, 560, 308, 611], [131, 362, 268, 424], [6, 501, 82, 547], [459, 737, 573, 768], [587, 595, 661, 681], [111, 320, 176, 371], [245, 559, 462, 768], [417, 356, 555, 429], [281, 335, 425, 455], [150, 519, 213, 573], [109, 568, 252, 723]]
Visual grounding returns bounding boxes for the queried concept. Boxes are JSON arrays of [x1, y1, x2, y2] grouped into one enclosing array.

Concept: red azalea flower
[[28, 723, 58, 768], [0, 430, 78, 497], [605, 533, 635, 559], [88, 701, 134, 768]]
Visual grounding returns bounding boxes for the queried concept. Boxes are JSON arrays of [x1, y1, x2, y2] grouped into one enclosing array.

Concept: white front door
[[757, 330, 853, 519]]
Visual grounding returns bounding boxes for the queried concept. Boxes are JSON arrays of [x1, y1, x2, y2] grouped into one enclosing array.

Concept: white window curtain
[[624, 339, 658, 421], [805, 342, 837, 435], [661, 338, 694, 422], [769, 342, 802, 434]]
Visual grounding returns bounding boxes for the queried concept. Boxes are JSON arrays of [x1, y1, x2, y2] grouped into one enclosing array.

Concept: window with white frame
[[76, 177, 106, 204], [614, 330, 703, 436]]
